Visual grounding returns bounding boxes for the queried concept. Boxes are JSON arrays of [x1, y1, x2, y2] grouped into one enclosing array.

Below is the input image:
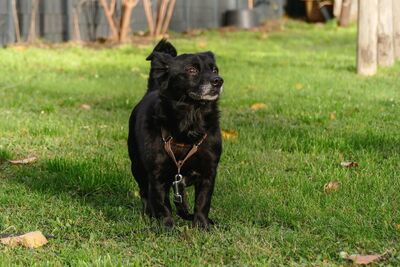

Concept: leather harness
[[161, 128, 207, 203]]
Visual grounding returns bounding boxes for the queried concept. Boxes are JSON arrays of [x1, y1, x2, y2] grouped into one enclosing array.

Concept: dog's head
[[147, 39, 224, 102]]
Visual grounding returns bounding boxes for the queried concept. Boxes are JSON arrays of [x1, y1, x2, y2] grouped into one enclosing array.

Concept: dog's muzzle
[[189, 79, 224, 101]]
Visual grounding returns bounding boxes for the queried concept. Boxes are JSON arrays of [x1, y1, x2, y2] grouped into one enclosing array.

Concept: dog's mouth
[[188, 84, 223, 101], [188, 92, 219, 101]]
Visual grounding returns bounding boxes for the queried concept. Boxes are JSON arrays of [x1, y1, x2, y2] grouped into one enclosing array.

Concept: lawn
[[0, 20, 399, 265]]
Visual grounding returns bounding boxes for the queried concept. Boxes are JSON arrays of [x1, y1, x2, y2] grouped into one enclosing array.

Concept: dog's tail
[[146, 39, 177, 94]]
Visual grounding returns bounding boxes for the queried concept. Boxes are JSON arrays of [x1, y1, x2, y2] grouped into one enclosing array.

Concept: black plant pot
[[224, 9, 259, 29]]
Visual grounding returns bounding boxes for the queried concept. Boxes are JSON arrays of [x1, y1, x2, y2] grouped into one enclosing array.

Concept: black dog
[[128, 39, 223, 228]]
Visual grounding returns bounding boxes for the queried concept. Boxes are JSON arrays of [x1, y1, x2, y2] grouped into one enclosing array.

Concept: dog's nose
[[211, 77, 223, 87]]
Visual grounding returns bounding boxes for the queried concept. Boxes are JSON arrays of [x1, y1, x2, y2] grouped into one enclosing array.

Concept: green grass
[[1, 20, 400, 265]]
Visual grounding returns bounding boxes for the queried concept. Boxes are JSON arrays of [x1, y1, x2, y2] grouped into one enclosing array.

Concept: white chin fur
[[201, 94, 219, 101], [220, 85, 224, 93]]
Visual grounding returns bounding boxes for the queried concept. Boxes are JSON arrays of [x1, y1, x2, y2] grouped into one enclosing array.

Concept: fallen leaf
[[198, 40, 207, 49], [11, 45, 27, 51], [346, 252, 387, 265], [395, 224, 400, 231], [324, 181, 340, 193], [8, 156, 37, 165], [259, 32, 268, 39], [295, 83, 304, 90], [329, 111, 337, 120], [250, 103, 267, 111], [0, 231, 48, 248], [221, 129, 238, 140], [341, 161, 358, 168], [80, 104, 91, 110]]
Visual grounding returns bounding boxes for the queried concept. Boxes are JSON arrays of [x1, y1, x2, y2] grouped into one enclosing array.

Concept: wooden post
[[377, 0, 394, 67], [334, 0, 343, 18], [339, 0, 352, 27], [357, 0, 378, 76], [350, 0, 358, 22], [393, 0, 400, 60]]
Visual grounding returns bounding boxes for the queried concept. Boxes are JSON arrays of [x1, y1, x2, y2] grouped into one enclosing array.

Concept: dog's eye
[[212, 67, 218, 74], [186, 66, 199, 75]]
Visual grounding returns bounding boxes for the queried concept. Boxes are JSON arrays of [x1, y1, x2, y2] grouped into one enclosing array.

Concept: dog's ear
[[146, 39, 177, 61], [200, 51, 215, 61], [149, 52, 173, 79]]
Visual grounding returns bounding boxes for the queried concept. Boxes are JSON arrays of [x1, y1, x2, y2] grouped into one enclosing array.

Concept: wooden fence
[[0, 0, 284, 45]]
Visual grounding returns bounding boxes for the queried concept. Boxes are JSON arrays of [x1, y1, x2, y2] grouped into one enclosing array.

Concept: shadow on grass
[[4, 156, 143, 223], [256, 118, 400, 157]]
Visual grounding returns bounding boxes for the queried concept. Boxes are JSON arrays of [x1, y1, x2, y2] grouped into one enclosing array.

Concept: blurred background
[[0, 0, 358, 45]]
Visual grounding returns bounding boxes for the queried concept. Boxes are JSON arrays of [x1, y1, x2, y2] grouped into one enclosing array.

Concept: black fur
[[128, 39, 224, 228]]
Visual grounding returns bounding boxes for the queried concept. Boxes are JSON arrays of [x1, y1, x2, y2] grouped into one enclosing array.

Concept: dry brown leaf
[[221, 129, 238, 140], [341, 161, 358, 168], [250, 103, 267, 111], [346, 253, 386, 265], [8, 156, 37, 165], [329, 111, 337, 120], [0, 231, 48, 248], [80, 104, 91, 110], [324, 181, 340, 193]]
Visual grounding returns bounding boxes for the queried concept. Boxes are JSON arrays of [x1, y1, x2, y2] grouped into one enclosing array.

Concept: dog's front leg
[[175, 183, 194, 221], [148, 180, 174, 228], [193, 172, 216, 229]]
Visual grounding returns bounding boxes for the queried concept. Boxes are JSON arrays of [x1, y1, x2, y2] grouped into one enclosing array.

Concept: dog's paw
[[192, 215, 211, 229], [177, 211, 194, 221], [208, 218, 215, 225]]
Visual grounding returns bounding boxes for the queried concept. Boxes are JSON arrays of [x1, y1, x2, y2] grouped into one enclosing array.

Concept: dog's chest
[[169, 143, 193, 159], [166, 143, 205, 185]]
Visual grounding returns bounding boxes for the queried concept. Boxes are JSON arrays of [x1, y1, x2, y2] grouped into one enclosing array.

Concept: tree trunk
[[72, 7, 81, 42], [161, 0, 176, 35], [357, 0, 378, 76], [334, 0, 343, 18], [248, 0, 254, 9], [28, 0, 39, 43], [119, 0, 138, 42], [99, 0, 119, 41], [349, 0, 358, 22], [11, 0, 21, 42], [143, 0, 155, 36], [155, 0, 169, 36], [377, 0, 394, 67], [339, 0, 351, 27], [393, 0, 400, 60]]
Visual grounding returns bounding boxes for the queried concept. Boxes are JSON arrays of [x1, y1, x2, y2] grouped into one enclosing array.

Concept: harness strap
[[161, 128, 207, 203], [162, 129, 207, 174]]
